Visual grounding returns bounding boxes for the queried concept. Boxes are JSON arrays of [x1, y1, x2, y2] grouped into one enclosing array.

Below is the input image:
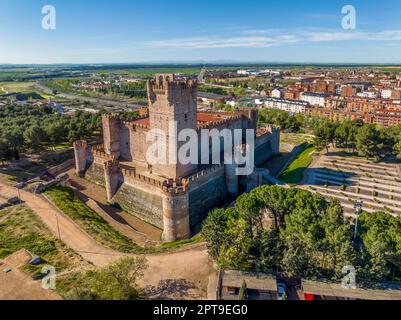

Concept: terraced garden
[[305, 154, 401, 217]]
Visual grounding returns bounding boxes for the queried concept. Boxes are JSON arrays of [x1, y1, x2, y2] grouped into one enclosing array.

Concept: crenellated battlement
[[104, 159, 120, 172], [197, 115, 243, 130], [90, 146, 116, 162], [121, 165, 165, 188], [119, 164, 189, 195], [265, 124, 280, 133], [73, 140, 88, 149], [187, 164, 225, 184], [122, 113, 149, 126], [148, 74, 197, 92], [147, 74, 197, 106], [162, 178, 188, 196], [92, 143, 104, 151], [102, 113, 120, 121], [131, 122, 150, 130]]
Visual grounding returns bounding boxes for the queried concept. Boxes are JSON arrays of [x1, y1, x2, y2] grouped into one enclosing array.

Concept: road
[[35, 82, 145, 110]]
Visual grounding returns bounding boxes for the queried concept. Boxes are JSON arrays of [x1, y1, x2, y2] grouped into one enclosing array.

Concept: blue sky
[[2, 0, 401, 64]]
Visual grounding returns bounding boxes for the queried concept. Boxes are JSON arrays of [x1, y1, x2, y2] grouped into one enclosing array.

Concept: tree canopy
[[0, 104, 102, 161], [202, 186, 401, 282]]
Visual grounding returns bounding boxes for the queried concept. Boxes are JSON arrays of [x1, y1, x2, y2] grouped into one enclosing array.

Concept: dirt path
[[0, 182, 216, 299], [0, 183, 121, 267], [0, 250, 61, 300]]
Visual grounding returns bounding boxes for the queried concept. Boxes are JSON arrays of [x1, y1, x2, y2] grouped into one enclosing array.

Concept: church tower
[[147, 74, 198, 179]]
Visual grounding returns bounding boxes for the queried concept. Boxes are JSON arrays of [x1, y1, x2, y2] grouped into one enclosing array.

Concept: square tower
[[147, 74, 198, 179]]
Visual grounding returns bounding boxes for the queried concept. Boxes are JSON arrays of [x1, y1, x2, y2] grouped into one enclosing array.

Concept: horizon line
[[2, 61, 401, 67]]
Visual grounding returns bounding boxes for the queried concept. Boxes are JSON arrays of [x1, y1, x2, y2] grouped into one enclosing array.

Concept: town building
[[302, 280, 401, 300], [218, 270, 278, 300], [260, 97, 309, 114], [271, 88, 284, 99], [381, 88, 393, 99], [300, 92, 328, 107]]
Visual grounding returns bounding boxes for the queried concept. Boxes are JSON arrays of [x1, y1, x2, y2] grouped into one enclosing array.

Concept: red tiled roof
[[197, 112, 227, 123], [133, 118, 150, 126], [131, 112, 229, 127]]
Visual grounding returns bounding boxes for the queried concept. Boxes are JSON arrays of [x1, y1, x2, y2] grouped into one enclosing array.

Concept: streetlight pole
[[354, 200, 363, 243]]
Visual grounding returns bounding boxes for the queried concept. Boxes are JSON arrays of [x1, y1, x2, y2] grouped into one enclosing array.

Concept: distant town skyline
[[2, 0, 401, 64]]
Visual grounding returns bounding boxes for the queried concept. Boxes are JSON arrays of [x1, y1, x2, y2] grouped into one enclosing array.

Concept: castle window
[[184, 113, 188, 120]]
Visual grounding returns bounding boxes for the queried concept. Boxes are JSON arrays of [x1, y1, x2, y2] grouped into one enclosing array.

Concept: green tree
[[45, 120, 68, 145], [238, 280, 248, 300], [65, 256, 148, 300], [395, 133, 401, 159], [201, 209, 228, 260], [314, 120, 337, 153], [23, 125, 47, 151], [335, 120, 353, 149], [4, 127, 23, 160], [356, 124, 383, 159]]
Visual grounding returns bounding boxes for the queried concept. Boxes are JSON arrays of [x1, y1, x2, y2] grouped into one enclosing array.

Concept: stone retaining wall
[[188, 166, 228, 226], [85, 162, 106, 187], [112, 182, 164, 229]]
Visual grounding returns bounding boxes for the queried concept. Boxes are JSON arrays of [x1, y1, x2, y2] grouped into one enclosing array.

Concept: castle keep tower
[[147, 74, 198, 179]]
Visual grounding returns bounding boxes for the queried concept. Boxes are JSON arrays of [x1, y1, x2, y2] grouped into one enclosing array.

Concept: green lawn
[[280, 144, 316, 184], [0, 81, 37, 93]]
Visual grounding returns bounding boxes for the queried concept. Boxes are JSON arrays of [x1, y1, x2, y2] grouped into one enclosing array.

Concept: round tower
[[162, 183, 191, 242], [73, 140, 88, 177], [104, 160, 121, 203], [225, 162, 239, 196]]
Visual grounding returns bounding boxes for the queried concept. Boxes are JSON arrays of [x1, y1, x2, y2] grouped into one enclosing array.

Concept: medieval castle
[[74, 74, 280, 241]]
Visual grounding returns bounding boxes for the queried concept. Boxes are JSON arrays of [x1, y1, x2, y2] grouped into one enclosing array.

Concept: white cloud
[[143, 35, 300, 49], [141, 28, 401, 50]]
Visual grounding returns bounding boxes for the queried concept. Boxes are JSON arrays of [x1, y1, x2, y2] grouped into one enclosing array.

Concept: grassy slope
[[45, 186, 146, 253], [280, 144, 316, 184], [45, 186, 202, 253]]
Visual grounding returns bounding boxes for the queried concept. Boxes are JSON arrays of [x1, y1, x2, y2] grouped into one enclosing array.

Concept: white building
[[271, 88, 284, 99], [357, 91, 378, 99], [260, 97, 309, 114], [237, 70, 249, 75], [300, 92, 328, 107]]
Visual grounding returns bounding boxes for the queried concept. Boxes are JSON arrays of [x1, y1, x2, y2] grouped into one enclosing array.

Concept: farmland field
[[0, 81, 39, 94]]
